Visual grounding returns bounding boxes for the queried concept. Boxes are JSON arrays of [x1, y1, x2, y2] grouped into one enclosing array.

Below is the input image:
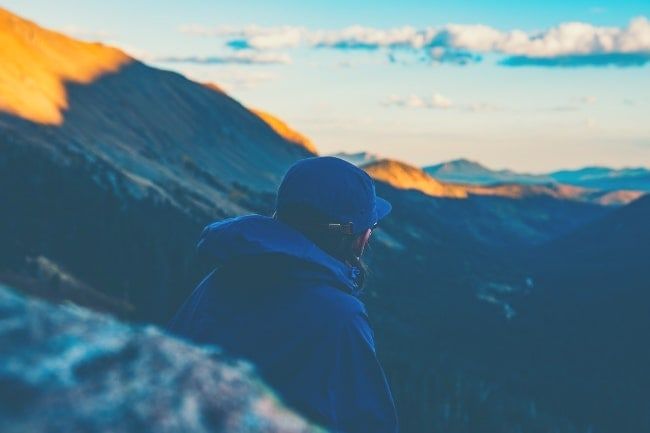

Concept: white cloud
[[157, 51, 291, 65], [311, 26, 425, 49], [180, 17, 650, 67], [547, 96, 598, 112], [464, 102, 503, 113], [383, 93, 453, 109], [383, 94, 507, 112], [578, 95, 598, 104], [180, 24, 307, 50], [430, 93, 454, 109]]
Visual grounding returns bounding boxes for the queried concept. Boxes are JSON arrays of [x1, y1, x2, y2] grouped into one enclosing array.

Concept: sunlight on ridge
[[363, 159, 469, 198], [251, 108, 318, 154], [0, 7, 131, 125]]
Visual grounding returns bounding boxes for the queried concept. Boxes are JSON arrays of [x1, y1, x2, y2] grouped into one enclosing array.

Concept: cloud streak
[[383, 93, 454, 109], [382, 94, 501, 112], [180, 17, 650, 67], [157, 51, 291, 65]]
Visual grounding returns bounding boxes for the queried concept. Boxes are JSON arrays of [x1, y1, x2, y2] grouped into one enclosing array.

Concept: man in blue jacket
[[168, 156, 398, 433]]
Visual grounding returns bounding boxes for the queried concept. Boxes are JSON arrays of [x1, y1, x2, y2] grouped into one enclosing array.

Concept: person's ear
[[354, 228, 372, 257]]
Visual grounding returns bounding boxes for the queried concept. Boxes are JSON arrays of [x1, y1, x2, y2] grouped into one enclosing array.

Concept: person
[[168, 156, 398, 433]]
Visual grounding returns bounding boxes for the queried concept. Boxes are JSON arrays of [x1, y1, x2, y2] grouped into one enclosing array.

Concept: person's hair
[[275, 204, 368, 290]]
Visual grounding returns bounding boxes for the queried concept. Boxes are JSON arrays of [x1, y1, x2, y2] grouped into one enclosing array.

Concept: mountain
[[357, 180, 619, 432], [531, 193, 649, 288], [363, 158, 643, 206], [0, 8, 130, 125], [424, 158, 552, 185], [0, 6, 313, 321], [368, 185, 649, 433], [251, 109, 317, 154], [1, 8, 647, 433], [0, 6, 313, 197], [425, 158, 650, 192], [508, 194, 650, 433], [363, 159, 468, 198], [0, 284, 322, 433], [331, 151, 381, 166], [356, 158, 610, 249], [549, 166, 650, 191], [463, 182, 644, 206]]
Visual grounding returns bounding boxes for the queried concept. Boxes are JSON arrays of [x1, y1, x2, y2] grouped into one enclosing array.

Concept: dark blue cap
[[276, 156, 391, 235]]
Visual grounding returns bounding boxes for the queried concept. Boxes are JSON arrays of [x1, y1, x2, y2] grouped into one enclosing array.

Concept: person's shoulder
[[309, 286, 378, 353], [306, 284, 367, 319]]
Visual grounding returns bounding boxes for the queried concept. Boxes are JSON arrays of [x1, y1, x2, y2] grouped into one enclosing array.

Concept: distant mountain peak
[[444, 158, 487, 168], [331, 151, 383, 167], [425, 157, 650, 192], [425, 159, 554, 186], [428, 158, 497, 175]]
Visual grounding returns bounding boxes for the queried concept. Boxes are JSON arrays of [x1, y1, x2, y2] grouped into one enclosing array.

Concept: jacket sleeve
[[328, 311, 399, 433]]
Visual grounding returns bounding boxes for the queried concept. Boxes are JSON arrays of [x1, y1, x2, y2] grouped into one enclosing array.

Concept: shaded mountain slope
[[366, 186, 650, 433], [507, 194, 650, 433], [356, 182, 599, 433], [0, 62, 312, 197], [0, 284, 323, 433], [531, 193, 650, 288], [363, 159, 613, 245]]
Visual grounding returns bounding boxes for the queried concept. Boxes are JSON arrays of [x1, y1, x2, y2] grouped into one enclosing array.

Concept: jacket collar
[[197, 215, 359, 294]]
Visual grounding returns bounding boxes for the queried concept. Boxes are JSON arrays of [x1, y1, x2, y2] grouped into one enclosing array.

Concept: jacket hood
[[197, 215, 360, 294]]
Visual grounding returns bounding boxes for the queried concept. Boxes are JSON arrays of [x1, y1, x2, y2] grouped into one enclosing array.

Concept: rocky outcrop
[[0, 284, 324, 433]]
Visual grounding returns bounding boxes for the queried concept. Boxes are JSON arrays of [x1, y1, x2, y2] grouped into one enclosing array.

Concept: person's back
[[168, 157, 398, 433]]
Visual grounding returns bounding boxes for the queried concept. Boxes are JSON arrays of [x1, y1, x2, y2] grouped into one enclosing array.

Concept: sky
[[3, 0, 650, 172]]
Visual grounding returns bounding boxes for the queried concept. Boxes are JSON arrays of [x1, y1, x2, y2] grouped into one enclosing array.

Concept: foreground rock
[[0, 285, 324, 433]]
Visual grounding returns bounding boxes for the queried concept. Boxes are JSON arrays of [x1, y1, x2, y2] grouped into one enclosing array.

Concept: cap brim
[[375, 196, 392, 221]]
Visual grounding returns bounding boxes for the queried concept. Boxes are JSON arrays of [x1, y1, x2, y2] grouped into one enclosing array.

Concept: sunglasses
[[326, 222, 379, 235]]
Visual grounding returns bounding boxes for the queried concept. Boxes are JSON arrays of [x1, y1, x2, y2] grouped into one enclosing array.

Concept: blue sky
[[3, 0, 650, 171]]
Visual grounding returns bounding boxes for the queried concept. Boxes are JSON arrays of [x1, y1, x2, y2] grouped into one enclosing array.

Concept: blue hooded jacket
[[168, 215, 398, 433]]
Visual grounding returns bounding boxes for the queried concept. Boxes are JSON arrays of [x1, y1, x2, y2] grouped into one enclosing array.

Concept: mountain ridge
[[251, 109, 318, 154], [425, 158, 553, 185], [425, 158, 650, 191], [0, 7, 131, 124], [0, 6, 315, 199], [362, 158, 644, 206]]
